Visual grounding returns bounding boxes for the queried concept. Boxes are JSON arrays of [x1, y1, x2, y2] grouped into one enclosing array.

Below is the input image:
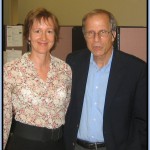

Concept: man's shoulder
[[113, 50, 147, 74], [66, 49, 91, 61], [67, 49, 90, 57], [66, 49, 90, 67], [115, 50, 146, 65]]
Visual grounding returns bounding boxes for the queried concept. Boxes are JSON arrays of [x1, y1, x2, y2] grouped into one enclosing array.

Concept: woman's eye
[[48, 30, 54, 34], [34, 30, 40, 33]]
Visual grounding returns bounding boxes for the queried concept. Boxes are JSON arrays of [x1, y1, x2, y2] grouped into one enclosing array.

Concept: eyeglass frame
[[83, 30, 113, 38]]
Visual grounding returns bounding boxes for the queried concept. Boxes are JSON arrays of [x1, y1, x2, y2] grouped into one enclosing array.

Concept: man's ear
[[112, 31, 116, 41]]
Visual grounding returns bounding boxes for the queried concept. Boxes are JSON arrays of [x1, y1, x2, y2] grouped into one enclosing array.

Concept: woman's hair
[[82, 9, 117, 32], [23, 7, 60, 42]]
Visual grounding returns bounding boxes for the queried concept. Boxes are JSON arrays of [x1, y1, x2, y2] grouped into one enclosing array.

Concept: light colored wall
[[3, 0, 18, 25], [3, 0, 11, 25], [4, 0, 146, 26]]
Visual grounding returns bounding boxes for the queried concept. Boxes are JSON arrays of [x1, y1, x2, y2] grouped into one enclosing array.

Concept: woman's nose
[[41, 32, 47, 40]]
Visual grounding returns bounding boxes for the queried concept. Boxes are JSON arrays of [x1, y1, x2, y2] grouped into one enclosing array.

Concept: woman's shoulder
[[4, 57, 21, 70]]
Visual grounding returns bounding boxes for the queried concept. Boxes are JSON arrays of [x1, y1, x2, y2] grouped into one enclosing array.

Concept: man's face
[[84, 14, 116, 60]]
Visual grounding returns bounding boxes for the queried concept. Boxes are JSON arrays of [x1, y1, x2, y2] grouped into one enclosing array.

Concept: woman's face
[[28, 17, 55, 54]]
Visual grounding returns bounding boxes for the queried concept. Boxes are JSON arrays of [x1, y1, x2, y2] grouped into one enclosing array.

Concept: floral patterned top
[[3, 52, 72, 148]]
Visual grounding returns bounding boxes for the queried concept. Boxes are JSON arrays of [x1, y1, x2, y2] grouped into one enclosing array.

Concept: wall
[[3, 0, 147, 62], [4, 0, 147, 26], [3, 0, 11, 25]]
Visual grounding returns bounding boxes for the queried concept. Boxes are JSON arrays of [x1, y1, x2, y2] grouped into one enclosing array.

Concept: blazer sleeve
[[135, 63, 147, 149], [128, 63, 147, 150]]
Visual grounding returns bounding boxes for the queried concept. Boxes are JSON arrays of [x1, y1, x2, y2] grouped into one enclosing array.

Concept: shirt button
[[72, 142, 75, 146], [77, 124, 79, 128]]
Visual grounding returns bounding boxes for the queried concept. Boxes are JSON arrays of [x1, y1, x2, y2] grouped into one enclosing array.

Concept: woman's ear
[[27, 35, 31, 44], [28, 35, 30, 41]]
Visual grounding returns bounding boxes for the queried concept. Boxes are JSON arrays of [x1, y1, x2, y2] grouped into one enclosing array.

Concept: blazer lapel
[[76, 50, 91, 107], [104, 50, 124, 111]]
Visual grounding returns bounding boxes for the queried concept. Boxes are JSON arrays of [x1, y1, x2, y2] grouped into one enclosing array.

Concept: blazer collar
[[78, 49, 124, 111], [75, 49, 91, 105], [104, 50, 124, 111]]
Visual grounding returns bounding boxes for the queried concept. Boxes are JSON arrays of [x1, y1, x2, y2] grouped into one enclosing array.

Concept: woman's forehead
[[32, 17, 54, 27]]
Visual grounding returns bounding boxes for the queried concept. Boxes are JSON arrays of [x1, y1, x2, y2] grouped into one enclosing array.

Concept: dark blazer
[[64, 49, 147, 150]]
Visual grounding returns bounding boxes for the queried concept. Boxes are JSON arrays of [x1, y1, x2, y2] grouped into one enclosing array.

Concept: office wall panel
[[51, 26, 72, 61], [119, 27, 147, 62], [72, 26, 147, 62], [3, 26, 146, 62]]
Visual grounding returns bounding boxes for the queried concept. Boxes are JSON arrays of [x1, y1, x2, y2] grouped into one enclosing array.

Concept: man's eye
[[100, 30, 107, 33], [88, 31, 94, 35]]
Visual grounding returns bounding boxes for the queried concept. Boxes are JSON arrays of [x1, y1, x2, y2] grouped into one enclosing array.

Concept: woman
[[3, 8, 72, 150]]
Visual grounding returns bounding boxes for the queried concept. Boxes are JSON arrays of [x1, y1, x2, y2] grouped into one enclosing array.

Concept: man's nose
[[94, 33, 101, 41]]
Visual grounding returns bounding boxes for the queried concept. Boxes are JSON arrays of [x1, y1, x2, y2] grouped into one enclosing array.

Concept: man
[[64, 9, 147, 150]]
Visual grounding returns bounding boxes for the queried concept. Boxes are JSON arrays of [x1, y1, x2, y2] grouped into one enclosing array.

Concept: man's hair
[[82, 9, 117, 32]]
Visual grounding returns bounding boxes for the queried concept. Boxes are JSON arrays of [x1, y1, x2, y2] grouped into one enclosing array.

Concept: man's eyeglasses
[[84, 30, 112, 38]]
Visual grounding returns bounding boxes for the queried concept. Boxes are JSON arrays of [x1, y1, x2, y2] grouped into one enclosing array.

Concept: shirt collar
[[90, 51, 114, 71]]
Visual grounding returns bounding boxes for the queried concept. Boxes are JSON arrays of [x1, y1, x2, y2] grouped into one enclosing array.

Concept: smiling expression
[[28, 17, 55, 54]]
